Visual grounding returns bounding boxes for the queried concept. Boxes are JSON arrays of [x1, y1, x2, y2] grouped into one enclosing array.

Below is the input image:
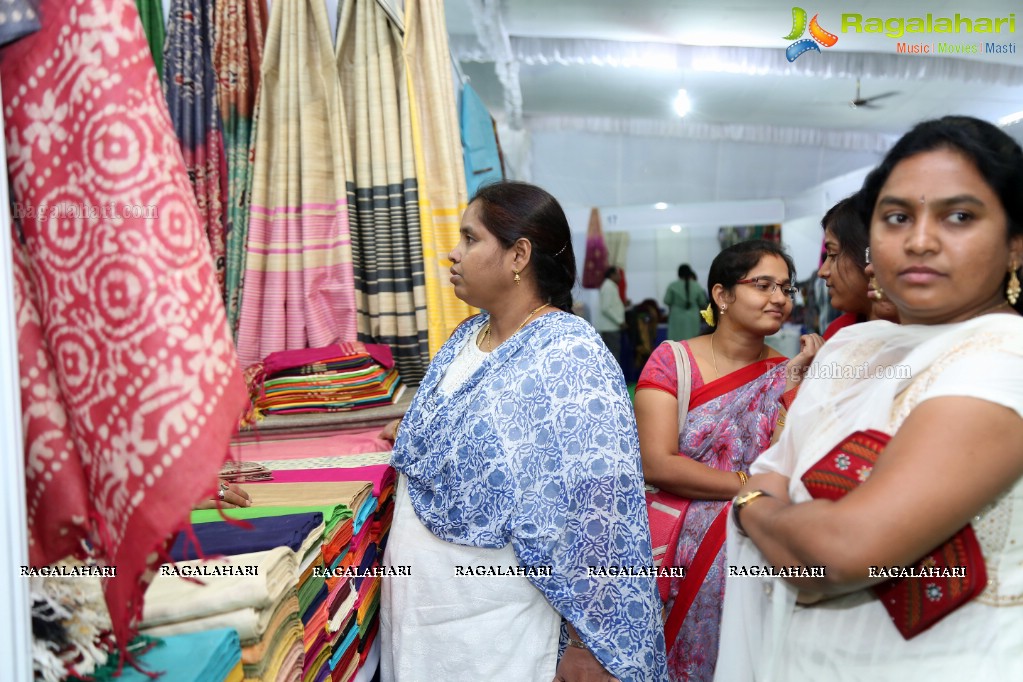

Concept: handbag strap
[[663, 503, 729, 649], [666, 340, 692, 430]]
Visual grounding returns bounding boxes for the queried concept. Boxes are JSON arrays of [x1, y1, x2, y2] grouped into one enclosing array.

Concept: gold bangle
[[736, 471, 748, 488], [776, 414, 786, 427]]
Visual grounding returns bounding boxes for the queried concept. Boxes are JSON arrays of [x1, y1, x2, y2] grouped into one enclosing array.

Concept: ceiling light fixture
[[673, 89, 691, 118], [654, 202, 669, 210], [670, 224, 682, 233]]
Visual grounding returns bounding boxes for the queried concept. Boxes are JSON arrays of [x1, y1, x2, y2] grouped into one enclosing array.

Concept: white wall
[[530, 126, 883, 315], [565, 160, 879, 316]]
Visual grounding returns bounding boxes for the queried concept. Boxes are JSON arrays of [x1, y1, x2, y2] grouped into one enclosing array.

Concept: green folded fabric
[[191, 504, 352, 535]]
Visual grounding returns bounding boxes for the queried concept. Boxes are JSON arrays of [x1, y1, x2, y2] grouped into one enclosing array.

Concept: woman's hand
[[552, 646, 619, 682], [379, 417, 402, 442], [785, 333, 824, 390], [194, 482, 252, 510]]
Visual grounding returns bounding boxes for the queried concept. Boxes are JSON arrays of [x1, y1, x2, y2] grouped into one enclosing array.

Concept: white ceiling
[[445, 0, 1023, 149]]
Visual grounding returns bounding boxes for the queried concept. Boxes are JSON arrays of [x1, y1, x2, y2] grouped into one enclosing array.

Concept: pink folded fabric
[[258, 464, 394, 497], [230, 426, 393, 461]]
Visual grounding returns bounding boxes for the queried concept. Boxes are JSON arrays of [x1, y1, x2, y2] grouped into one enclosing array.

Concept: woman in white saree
[[715, 116, 1023, 681]]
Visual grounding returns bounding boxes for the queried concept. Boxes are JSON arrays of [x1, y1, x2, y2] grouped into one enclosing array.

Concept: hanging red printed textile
[[2, 0, 248, 652]]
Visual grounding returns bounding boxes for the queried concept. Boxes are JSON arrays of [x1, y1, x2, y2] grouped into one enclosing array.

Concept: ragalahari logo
[[783, 7, 839, 61]]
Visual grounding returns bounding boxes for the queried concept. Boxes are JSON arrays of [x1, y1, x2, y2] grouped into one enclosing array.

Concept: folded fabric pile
[[242, 462, 394, 678], [204, 424, 399, 679], [96, 628, 243, 682], [249, 344, 405, 418], [155, 513, 324, 681], [243, 482, 373, 682], [139, 548, 301, 682]]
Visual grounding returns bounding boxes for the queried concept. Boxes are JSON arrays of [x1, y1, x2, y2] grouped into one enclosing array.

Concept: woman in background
[[718, 115, 1023, 681], [636, 240, 822, 681], [665, 264, 708, 341], [382, 181, 667, 681], [818, 193, 899, 339]]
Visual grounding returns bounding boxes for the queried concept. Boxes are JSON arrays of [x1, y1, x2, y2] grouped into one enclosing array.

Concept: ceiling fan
[[849, 78, 900, 109]]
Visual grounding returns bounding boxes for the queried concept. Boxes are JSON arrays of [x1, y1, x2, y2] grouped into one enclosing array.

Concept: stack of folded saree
[[243, 467, 393, 682], [169, 512, 325, 564], [102, 628, 243, 682], [216, 419, 399, 679], [249, 343, 405, 418], [140, 548, 304, 682], [224, 481, 374, 682]]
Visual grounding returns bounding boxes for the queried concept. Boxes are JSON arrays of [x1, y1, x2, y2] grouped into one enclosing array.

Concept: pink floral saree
[[638, 341, 787, 681]]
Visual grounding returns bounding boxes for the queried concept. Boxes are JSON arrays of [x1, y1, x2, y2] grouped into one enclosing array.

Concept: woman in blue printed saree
[[381, 182, 668, 681], [635, 241, 822, 681]]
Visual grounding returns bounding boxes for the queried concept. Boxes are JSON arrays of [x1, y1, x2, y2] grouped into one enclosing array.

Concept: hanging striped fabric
[[337, 0, 429, 383], [403, 0, 475, 357], [235, 0, 357, 367]]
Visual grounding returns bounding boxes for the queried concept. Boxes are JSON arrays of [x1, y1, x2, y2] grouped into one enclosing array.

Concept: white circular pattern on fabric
[[10, 1, 247, 630]]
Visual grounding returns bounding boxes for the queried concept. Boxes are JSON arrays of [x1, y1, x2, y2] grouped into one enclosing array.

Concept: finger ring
[[219, 482, 228, 492], [218, 488, 226, 501]]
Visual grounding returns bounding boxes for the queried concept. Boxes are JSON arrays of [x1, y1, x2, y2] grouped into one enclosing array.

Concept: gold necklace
[[480, 303, 551, 352], [711, 333, 766, 378]]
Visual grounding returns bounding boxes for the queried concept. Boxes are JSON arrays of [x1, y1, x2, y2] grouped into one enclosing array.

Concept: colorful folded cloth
[[191, 503, 353, 536], [328, 584, 357, 633], [303, 599, 329, 653], [273, 641, 304, 682], [170, 512, 324, 561], [299, 562, 327, 617], [240, 610, 303, 682], [302, 640, 332, 682], [256, 464, 395, 497], [233, 426, 394, 458], [245, 482, 372, 521], [329, 625, 358, 671], [109, 628, 241, 682], [353, 495, 377, 535], [252, 452, 392, 470], [142, 548, 296, 629], [241, 592, 301, 666], [249, 343, 406, 418]]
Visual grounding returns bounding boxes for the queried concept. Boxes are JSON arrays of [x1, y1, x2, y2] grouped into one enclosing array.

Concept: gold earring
[[1009, 263, 1021, 305], [720, 305, 727, 314], [513, 269, 521, 285], [869, 276, 885, 301]]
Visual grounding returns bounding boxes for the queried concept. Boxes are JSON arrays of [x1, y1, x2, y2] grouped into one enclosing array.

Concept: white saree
[[715, 314, 1023, 682]]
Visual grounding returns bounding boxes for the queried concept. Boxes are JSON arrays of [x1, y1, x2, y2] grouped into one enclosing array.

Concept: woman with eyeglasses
[[635, 239, 823, 681]]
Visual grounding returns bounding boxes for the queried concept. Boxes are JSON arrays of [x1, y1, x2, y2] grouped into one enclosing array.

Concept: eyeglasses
[[736, 277, 798, 299]]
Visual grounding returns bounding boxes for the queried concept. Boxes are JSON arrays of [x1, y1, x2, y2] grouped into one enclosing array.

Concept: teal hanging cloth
[[135, 0, 166, 75], [459, 83, 504, 197]]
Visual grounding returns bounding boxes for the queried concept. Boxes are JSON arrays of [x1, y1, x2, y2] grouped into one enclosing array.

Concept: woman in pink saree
[[636, 240, 822, 681]]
